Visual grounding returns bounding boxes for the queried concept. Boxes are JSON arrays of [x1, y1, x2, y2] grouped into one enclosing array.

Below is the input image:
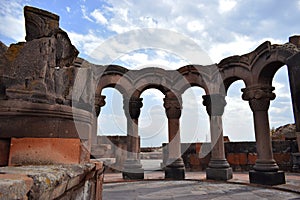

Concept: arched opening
[[96, 87, 127, 171], [223, 80, 255, 141], [269, 66, 294, 140], [139, 89, 167, 171], [181, 87, 209, 143], [98, 88, 126, 136]]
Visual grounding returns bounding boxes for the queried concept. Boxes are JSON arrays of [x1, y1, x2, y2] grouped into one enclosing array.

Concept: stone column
[[242, 85, 285, 185], [287, 50, 300, 172], [163, 97, 185, 179], [287, 49, 300, 150], [122, 97, 144, 179], [203, 94, 232, 180]]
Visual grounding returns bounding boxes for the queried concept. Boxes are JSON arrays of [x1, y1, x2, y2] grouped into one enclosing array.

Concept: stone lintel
[[249, 170, 286, 186], [206, 167, 233, 181]]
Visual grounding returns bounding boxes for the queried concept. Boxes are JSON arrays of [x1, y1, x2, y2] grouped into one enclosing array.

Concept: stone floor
[[103, 171, 300, 200]]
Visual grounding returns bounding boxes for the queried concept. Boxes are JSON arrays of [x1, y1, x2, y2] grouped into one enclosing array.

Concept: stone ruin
[[0, 5, 300, 199], [0, 6, 103, 199]]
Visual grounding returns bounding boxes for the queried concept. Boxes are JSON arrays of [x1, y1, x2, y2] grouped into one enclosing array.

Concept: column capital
[[202, 94, 226, 116], [94, 94, 106, 116], [123, 97, 143, 119], [242, 85, 275, 112], [163, 97, 182, 119]]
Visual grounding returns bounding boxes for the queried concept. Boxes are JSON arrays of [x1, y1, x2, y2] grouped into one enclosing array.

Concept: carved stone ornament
[[242, 85, 276, 112], [163, 98, 182, 119], [202, 94, 227, 116], [123, 97, 143, 119], [94, 95, 106, 116]]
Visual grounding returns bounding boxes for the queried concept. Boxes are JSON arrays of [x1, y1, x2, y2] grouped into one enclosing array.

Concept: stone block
[[273, 153, 291, 164], [0, 173, 33, 200], [122, 168, 144, 180], [195, 143, 201, 154], [9, 138, 85, 165], [249, 170, 286, 185], [247, 153, 257, 165], [227, 153, 247, 165], [165, 166, 185, 180], [292, 153, 300, 172], [0, 139, 10, 166], [190, 154, 200, 166], [206, 167, 233, 181]]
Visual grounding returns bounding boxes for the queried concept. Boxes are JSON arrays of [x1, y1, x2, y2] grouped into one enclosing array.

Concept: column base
[[206, 167, 233, 181], [164, 158, 185, 180], [122, 159, 144, 180], [165, 167, 185, 180], [122, 168, 144, 180], [292, 153, 300, 172], [249, 170, 286, 185]]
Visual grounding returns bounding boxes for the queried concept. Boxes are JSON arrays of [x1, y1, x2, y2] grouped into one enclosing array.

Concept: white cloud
[[187, 20, 205, 32], [0, 1, 25, 43], [218, 0, 237, 14], [68, 30, 104, 56], [66, 6, 71, 13], [80, 5, 93, 22], [273, 80, 291, 99], [91, 9, 108, 25]]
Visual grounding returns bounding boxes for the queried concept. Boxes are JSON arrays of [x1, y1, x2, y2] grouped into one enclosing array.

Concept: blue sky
[[0, 0, 299, 147]]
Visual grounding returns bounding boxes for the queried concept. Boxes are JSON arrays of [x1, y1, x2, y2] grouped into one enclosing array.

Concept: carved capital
[[202, 94, 226, 116], [94, 95, 106, 116], [163, 98, 182, 119], [242, 85, 275, 112], [124, 97, 143, 119]]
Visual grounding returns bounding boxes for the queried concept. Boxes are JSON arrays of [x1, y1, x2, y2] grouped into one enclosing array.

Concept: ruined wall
[[0, 6, 96, 167], [180, 141, 299, 172]]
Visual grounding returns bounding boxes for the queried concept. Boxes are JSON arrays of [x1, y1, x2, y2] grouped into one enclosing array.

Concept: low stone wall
[[93, 136, 299, 172], [0, 161, 104, 200], [181, 141, 299, 172]]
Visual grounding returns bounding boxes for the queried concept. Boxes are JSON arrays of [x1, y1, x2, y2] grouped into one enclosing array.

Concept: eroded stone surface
[[0, 162, 104, 199]]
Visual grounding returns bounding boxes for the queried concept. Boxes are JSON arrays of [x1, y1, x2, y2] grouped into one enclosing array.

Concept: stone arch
[[132, 67, 174, 98], [175, 65, 209, 95], [251, 42, 298, 85], [95, 64, 134, 97], [218, 56, 252, 93]]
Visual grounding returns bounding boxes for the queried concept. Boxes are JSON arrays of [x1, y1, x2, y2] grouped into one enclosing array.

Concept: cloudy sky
[[0, 0, 299, 147]]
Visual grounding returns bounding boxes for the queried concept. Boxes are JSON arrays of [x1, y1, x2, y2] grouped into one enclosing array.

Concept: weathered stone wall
[[93, 137, 299, 172], [0, 161, 104, 200], [181, 141, 299, 172]]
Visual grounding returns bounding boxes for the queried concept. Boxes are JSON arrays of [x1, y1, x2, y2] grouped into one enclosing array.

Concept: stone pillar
[[203, 94, 233, 180], [163, 97, 185, 179], [92, 95, 106, 145], [286, 48, 300, 152], [242, 85, 285, 185], [122, 97, 144, 179]]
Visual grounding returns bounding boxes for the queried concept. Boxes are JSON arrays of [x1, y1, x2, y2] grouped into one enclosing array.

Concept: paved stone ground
[[103, 171, 300, 200], [103, 180, 300, 200]]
